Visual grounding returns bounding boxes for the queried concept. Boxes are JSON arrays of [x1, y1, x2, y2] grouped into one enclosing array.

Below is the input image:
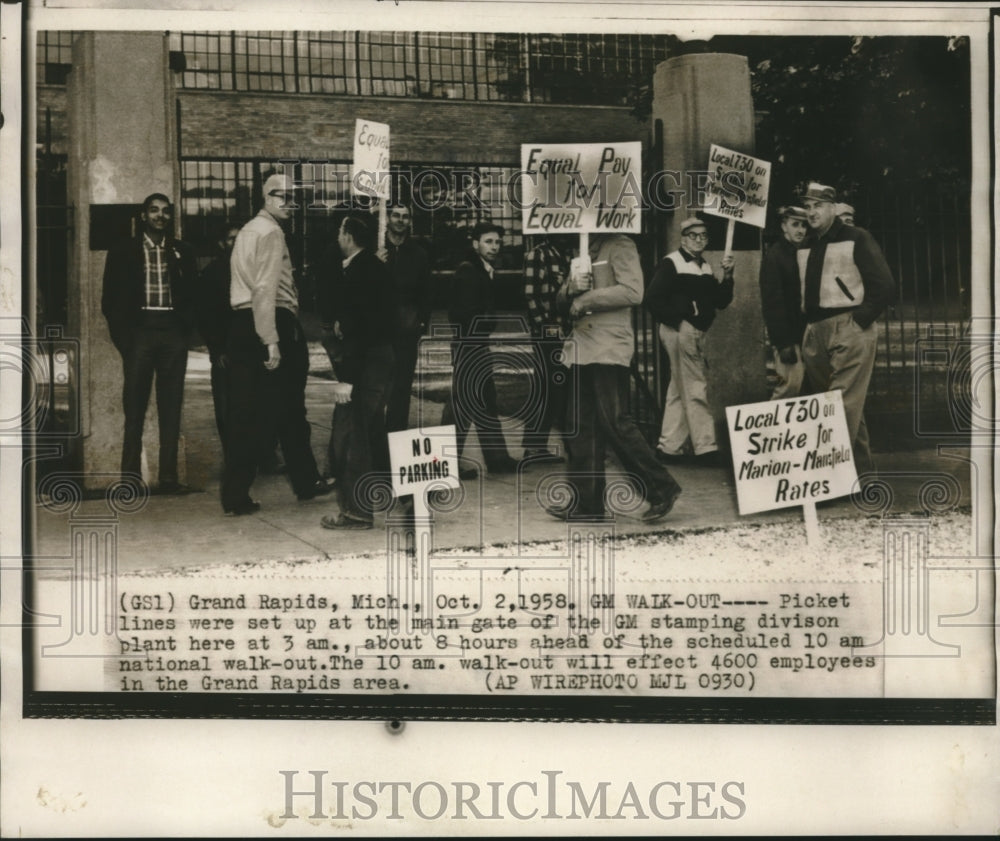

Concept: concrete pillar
[[652, 52, 769, 439], [66, 33, 182, 489]]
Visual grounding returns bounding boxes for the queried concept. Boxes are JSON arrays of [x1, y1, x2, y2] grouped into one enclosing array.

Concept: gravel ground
[[126, 509, 974, 581]]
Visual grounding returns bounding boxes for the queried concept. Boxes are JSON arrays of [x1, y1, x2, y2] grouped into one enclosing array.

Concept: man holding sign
[[320, 215, 396, 530], [547, 233, 682, 522], [644, 216, 735, 467]]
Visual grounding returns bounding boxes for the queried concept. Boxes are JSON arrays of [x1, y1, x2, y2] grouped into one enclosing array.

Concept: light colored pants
[[657, 321, 717, 456], [770, 344, 805, 399], [801, 311, 877, 473]]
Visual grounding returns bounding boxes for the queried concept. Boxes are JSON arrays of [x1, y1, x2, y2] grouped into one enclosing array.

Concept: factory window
[[36, 31, 75, 85], [173, 30, 671, 104]]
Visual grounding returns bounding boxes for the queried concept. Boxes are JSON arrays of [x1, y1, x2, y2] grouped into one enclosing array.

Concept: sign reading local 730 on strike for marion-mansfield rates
[[520, 142, 642, 234], [703, 143, 771, 229], [726, 391, 858, 515]]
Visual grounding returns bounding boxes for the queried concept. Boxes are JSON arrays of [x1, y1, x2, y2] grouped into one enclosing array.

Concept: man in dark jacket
[[519, 234, 573, 463], [378, 203, 432, 433], [759, 205, 809, 398], [441, 221, 518, 478], [644, 216, 735, 467], [321, 214, 396, 530], [101, 193, 197, 492], [797, 182, 895, 472], [196, 222, 241, 450]]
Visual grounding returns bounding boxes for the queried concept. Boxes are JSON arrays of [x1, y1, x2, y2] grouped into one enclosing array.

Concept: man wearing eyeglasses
[[221, 173, 332, 516], [644, 215, 735, 467]]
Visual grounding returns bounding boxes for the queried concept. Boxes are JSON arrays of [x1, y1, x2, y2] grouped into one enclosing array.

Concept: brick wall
[[37, 86, 69, 155], [38, 85, 650, 164], [177, 90, 648, 163]]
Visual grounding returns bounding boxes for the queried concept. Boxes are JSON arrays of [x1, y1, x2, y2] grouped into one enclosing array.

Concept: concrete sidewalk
[[33, 350, 973, 575]]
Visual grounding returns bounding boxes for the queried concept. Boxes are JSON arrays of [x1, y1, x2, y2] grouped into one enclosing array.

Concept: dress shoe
[[520, 448, 563, 464], [224, 499, 261, 516], [157, 481, 192, 495], [297, 477, 336, 501], [655, 450, 688, 466], [693, 451, 724, 468], [641, 484, 682, 523], [458, 466, 478, 481], [488, 456, 519, 475], [542, 503, 613, 523], [320, 512, 373, 530]]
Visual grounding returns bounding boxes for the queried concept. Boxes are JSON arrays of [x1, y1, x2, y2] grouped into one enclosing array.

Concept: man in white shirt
[[221, 173, 332, 515]]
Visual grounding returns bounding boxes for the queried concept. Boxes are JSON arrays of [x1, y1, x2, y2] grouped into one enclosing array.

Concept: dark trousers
[[119, 312, 188, 484], [330, 345, 394, 519], [386, 328, 421, 433], [566, 363, 680, 517], [209, 358, 228, 458], [441, 340, 513, 468], [221, 308, 321, 510], [520, 333, 569, 451]]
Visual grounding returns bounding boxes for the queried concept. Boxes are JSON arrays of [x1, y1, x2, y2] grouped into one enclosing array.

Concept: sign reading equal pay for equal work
[[520, 142, 642, 234], [726, 392, 858, 515]]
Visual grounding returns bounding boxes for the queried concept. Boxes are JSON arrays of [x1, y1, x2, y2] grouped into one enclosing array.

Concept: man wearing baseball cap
[[221, 172, 332, 515], [797, 182, 894, 472], [759, 205, 809, 398], [644, 215, 735, 467]]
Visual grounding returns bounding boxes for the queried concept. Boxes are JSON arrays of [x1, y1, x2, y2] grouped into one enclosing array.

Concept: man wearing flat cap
[[220, 172, 332, 515], [798, 182, 895, 472], [835, 202, 856, 226], [644, 215, 735, 467], [759, 205, 809, 398]]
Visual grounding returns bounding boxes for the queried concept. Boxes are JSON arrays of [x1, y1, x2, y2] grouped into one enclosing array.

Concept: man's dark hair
[[470, 221, 503, 241], [341, 214, 374, 251], [386, 201, 411, 213], [141, 193, 172, 214]]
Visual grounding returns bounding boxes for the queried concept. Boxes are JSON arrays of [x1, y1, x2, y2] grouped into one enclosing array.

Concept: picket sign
[[520, 141, 642, 288], [725, 391, 858, 547], [352, 118, 390, 250], [702, 143, 771, 260]]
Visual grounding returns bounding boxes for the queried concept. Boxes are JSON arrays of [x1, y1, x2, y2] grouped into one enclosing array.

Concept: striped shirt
[[142, 234, 173, 310]]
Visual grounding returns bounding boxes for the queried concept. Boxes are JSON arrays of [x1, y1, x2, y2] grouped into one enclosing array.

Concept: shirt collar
[[142, 233, 165, 249], [480, 257, 494, 275], [678, 246, 704, 265], [342, 249, 361, 269]]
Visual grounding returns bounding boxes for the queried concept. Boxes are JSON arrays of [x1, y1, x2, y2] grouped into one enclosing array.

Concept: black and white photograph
[[1, 0, 997, 835]]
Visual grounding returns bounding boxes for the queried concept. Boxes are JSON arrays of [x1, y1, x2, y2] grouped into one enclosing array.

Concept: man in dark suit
[[442, 221, 518, 478], [321, 215, 396, 530], [101, 193, 197, 492]]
